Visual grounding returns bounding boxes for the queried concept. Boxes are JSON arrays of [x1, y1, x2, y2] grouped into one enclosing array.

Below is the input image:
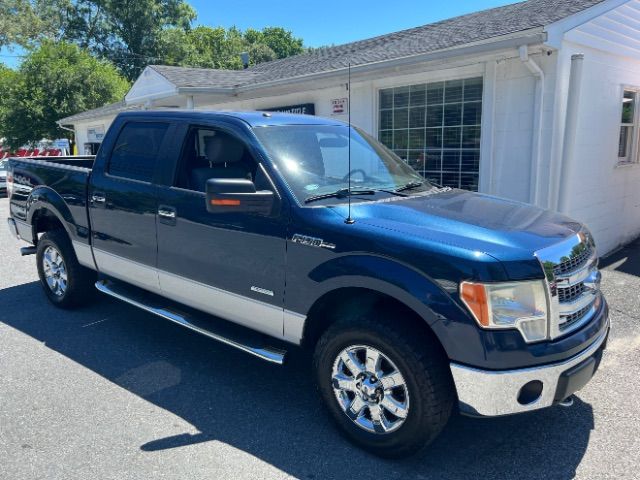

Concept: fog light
[[517, 380, 543, 405]]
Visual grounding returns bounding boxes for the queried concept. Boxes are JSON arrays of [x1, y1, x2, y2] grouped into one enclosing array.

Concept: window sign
[[331, 98, 348, 115], [87, 125, 106, 143], [264, 103, 315, 115]]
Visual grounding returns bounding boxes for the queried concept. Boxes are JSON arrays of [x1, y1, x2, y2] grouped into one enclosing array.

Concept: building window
[[619, 89, 638, 164], [378, 77, 483, 191]]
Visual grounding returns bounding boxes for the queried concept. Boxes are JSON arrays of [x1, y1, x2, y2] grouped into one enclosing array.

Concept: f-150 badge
[[292, 234, 335, 250]]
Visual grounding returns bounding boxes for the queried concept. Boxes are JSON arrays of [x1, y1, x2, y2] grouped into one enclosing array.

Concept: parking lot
[[0, 197, 639, 480]]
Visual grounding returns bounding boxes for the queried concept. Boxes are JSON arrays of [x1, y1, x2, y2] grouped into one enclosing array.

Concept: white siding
[[559, 39, 640, 255]]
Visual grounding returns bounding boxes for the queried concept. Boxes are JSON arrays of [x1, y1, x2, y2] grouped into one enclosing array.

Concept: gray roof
[[244, 0, 604, 84], [149, 65, 260, 88], [59, 100, 143, 124], [60, 0, 606, 124], [147, 0, 604, 89]]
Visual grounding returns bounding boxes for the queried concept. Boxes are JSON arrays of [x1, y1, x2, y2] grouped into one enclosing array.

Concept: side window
[[619, 89, 639, 165], [108, 122, 169, 182], [174, 127, 255, 192]]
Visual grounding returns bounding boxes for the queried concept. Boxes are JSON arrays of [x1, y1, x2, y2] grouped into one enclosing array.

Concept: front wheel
[[314, 318, 454, 458], [36, 230, 96, 308]]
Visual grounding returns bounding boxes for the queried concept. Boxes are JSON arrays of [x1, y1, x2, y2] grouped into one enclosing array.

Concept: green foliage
[[2, 2, 306, 79], [246, 27, 304, 59], [0, 42, 129, 148], [0, 0, 67, 48], [157, 25, 302, 70]]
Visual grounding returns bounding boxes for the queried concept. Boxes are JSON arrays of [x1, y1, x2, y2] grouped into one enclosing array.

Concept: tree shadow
[[0, 281, 595, 479]]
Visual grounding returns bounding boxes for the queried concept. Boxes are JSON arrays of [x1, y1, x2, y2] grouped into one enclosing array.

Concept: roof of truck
[[116, 110, 345, 127]]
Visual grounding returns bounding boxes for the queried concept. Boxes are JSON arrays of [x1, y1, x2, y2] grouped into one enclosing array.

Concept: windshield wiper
[[304, 188, 376, 204], [395, 181, 424, 193]]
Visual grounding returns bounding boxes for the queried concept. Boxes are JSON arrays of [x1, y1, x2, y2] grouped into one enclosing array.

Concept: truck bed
[[9, 155, 95, 170], [7, 155, 95, 233]]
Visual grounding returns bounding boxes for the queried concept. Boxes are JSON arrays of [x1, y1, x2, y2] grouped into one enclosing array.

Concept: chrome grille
[[559, 305, 592, 331], [535, 230, 600, 340], [557, 283, 585, 303], [553, 244, 593, 276]]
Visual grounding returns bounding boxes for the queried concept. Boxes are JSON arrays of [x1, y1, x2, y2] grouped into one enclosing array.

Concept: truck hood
[[332, 189, 583, 262]]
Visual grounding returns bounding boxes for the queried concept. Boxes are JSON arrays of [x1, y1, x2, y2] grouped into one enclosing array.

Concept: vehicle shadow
[[0, 281, 594, 480], [600, 237, 640, 277]]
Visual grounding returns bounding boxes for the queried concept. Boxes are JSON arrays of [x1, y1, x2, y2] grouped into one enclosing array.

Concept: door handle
[[158, 206, 177, 226], [158, 209, 176, 219], [91, 194, 106, 204]]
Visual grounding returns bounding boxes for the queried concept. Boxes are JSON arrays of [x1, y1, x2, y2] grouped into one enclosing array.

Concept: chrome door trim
[[158, 269, 285, 340], [90, 248, 305, 344], [93, 248, 160, 292]]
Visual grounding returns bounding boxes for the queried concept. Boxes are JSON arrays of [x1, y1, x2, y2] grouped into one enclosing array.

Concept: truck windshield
[[253, 125, 429, 204]]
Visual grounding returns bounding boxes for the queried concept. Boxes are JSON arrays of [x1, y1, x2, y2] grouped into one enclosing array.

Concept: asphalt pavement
[[0, 197, 638, 479]]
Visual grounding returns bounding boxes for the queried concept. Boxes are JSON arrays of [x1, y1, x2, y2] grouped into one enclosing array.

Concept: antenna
[[345, 62, 355, 225]]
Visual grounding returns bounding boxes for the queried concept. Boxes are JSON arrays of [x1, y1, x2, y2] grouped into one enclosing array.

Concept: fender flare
[[26, 186, 80, 243], [300, 254, 472, 352]]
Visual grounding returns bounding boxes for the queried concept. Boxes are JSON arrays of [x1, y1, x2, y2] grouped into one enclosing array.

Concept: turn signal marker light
[[210, 199, 241, 206], [460, 282, 490, 327]]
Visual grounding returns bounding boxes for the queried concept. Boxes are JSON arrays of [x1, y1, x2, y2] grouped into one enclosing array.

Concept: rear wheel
[[314, 316, 454, 458], [36, 230, 96, 308]]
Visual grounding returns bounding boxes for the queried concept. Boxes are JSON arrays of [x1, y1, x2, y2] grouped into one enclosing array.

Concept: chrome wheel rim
[[42, 246, 67, 297], [331, 344, 410, 434]]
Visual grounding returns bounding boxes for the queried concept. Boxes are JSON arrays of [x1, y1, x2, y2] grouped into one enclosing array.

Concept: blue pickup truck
[[6, 111, 609, 457]]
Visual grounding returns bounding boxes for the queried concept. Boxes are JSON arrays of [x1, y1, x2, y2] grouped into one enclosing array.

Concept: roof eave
[[176, 86, 236, 95], [544, 0, 628, 48]]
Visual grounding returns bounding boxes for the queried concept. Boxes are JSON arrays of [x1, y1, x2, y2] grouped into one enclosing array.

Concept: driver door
[[155, 124, 288, 339]]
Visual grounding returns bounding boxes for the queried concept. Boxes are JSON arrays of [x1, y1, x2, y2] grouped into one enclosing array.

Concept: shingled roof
[[148, 65, 261, 88], [58, 101, 144, 125], [244, 0, 605, 85], [60, 0, 607, 124]]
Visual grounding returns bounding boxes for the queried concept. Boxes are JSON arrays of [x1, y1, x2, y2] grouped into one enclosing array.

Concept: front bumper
[[450, 317, 609, 417]]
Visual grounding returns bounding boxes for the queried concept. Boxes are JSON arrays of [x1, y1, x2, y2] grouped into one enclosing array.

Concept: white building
[[60, 0, 640, 255]]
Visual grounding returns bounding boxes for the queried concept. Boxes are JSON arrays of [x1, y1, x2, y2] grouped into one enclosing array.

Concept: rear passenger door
[[89, 120, 173, 292]]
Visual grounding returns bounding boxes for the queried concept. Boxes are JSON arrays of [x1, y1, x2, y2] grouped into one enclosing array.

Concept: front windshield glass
[[253, 125, 430, 204]]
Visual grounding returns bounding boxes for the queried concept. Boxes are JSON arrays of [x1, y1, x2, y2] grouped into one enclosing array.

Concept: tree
[[0, 65, 19, 141], [0, 41, 129, 149], [245, 27, 304, 59], [2, 0, 196, 80], [157, 25, 302, 70], [1, 2, 305, 79], [0, 0, 67, 48]]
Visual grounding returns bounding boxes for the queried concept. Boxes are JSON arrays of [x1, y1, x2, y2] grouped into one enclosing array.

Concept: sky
[[1, 0, 515, 68]]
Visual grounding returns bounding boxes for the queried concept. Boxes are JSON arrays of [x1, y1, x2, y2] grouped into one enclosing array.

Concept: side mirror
[[205, 178, 274, 215]]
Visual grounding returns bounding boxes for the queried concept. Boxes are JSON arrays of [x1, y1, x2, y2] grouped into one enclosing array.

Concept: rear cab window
[[108, 122, 169, 182]]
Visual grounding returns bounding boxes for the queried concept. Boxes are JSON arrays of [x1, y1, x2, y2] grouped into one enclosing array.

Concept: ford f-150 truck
[[6, 111, 609, 458]]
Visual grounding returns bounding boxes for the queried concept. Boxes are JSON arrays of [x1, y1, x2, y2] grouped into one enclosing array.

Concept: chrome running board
[[95, 279, 286, 365]]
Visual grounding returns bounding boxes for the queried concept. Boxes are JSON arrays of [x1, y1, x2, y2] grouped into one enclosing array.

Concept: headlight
[[460, 280, 548, 343]]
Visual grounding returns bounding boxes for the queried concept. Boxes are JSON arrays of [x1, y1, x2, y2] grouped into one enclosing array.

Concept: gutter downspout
[[557, 54, 585, 214], [186, 95, 195, 109], [519, 45, 545, 206]]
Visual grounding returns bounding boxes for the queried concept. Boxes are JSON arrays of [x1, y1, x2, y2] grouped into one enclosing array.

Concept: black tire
[[313, 314, 454, 458], [36, 230, 96, 308]]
